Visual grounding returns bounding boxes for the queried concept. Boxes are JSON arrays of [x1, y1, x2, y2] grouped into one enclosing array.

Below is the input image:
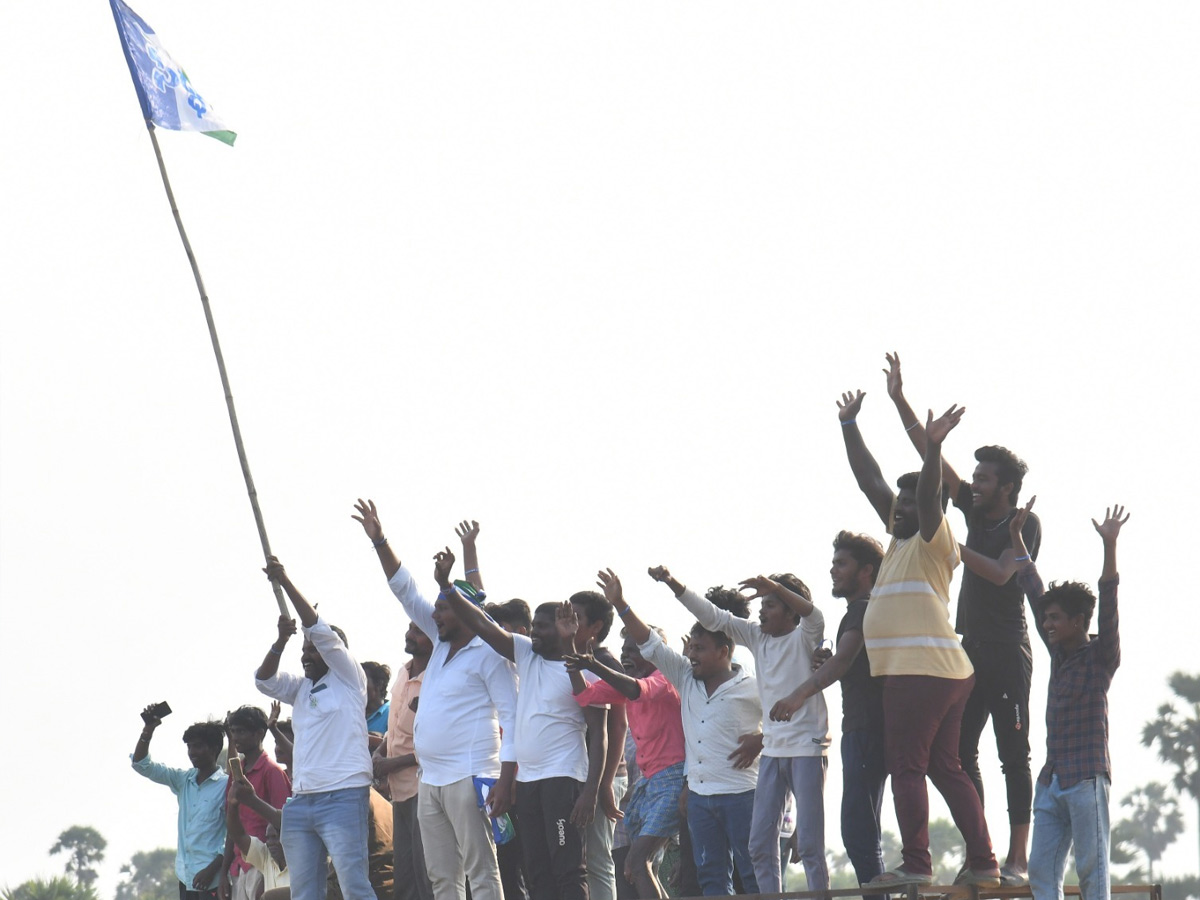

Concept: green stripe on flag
[[203, 130, 237, 146]]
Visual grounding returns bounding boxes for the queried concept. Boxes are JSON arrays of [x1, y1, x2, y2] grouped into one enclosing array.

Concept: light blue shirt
[[132, 754, 228, 888]]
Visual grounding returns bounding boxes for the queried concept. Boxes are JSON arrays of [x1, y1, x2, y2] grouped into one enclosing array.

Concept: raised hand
[[432, 547, 456, 589], [556, 601, 580, 645], [1010, 496, 1037, 544], [231, 778, 258, 805], [1092, 505, 1130, 542], [883, 352, 904, 400], [647, 565, 672, 583], [738, 575, 777, 600], [837, 389, 866, 423], [563, 651, 595, 673], [276, 614, 297, 644], [262, 555, 288, 584], [140, 703, 163, 730], [267, 700, 282, 730], [455, 519, 480, 546], [596, 568, 623, 607], [924, 404, 965, 445], [352, 499, 384, 542]]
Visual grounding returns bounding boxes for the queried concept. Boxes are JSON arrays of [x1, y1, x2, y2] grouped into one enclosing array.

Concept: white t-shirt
[[512, 635, 589, 782], [678, 588, 830, 758], [255, 617, 373, 793]]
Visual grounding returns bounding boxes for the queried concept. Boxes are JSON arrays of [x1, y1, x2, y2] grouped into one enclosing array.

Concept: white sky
[[2, 1, 1198, 892]]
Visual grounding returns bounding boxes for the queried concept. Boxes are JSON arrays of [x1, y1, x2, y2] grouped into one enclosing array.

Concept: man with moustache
[[353, 500, 517, 900], [770, 531, 887, 891], [254, 557, 376, 900], [373, 622, 436, 900]]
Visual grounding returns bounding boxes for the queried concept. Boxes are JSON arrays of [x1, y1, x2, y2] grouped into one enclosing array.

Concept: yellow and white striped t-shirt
[[863, 509, 973, 679]]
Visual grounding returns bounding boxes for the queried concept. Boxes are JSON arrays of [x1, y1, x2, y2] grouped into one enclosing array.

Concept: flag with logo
[[109, 0, 236, 145]]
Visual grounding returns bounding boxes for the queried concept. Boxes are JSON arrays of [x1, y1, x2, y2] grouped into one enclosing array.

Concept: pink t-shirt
[[576, 670, 685, 778]]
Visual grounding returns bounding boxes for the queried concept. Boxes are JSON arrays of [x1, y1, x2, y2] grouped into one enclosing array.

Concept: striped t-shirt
[[863, 511, 973, 679]]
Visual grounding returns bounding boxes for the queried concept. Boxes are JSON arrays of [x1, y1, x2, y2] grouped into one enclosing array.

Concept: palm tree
[[1, 876, 98, 900], [1142, 672, 1200, 871], [1112, 782, 1184, 882], [48, 827, 106, 887]]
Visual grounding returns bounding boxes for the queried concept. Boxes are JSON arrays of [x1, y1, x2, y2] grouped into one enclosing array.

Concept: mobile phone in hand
[[141, 701, 172, 724]]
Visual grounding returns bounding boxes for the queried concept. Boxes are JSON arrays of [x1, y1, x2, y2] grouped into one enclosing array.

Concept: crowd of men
[[132, 355, 1127, 900]]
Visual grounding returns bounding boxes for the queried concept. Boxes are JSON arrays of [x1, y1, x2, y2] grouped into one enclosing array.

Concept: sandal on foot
[[870, 868, 934, 886], [999, 866, 1029, 887]]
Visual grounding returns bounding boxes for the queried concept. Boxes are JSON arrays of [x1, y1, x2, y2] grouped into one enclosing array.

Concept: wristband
[[268, 646, 283, 655], [841, 419, 856, 426], [372, 536, 388, 548], [617, 606, 632, 618], [905, 421, 919, 432], [466, 568, 479, 575], [1014, 554, 1030, 562]]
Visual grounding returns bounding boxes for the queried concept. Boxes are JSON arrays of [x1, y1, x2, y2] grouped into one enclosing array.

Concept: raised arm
[[770, 628, 864, 721], [263, 557, 317, 628], [353, 498, 402, 580], [1093, 504, 1127, 672], [455, 520, 484, 591], [256, 615, 298, 681], [1093, 504, 1127, 582], [225, 790, 251, 858], [567, 650, 642, 701], [884, 352, 961, 490], [918, 405, 965, 542], [433, 548, 516, 661], [740, 575, 814, 618], [231, 778, 282, 831], [132, 705, 161, 763], [838, 390, 895, 527], [959, 545, 1020, 586], [598, 569, 650, 644]]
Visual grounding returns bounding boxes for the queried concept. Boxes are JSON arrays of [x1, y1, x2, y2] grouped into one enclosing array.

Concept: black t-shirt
[[954, 481, 1042, 643], [838, 598, 884, 734]]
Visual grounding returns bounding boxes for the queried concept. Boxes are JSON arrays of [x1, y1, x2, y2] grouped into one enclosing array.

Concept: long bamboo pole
[[145, 120, 288, 615]]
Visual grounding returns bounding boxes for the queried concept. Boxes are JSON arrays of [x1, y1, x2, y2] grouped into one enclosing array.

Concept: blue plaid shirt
[[1019, 564, 1120, 788]]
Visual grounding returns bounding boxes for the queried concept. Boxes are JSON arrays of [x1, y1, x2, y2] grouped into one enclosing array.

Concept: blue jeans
[[282, 787, 375, 900], [841, 729, 886, 887], [749, 756, 828, 892], [686, 790, 758, 896], [1029, 775, 1110, 900]]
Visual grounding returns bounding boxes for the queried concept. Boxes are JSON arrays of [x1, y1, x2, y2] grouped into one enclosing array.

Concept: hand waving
[[1092, 505, 1130, 542], [837, 390, 866, 423], [352, 499, 384, 542]]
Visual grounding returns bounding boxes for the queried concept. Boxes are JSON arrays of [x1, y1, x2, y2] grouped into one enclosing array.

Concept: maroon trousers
[[883, 674, 997, 875]]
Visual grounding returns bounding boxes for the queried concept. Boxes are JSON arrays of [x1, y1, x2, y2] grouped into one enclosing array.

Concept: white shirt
[[255, 617, 373, 794], [245, 837, 289, 890], [388, 566, 517, 785], [677, 587, 830, 758], [512, 634, 589, 782], [638, 630, 761, 796]]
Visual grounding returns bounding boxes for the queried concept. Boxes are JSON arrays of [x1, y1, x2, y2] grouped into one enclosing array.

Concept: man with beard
[[770, 531, 886, 892], [373, 622, 436, 900], [255, 557, 376, 900], [353, 501, 517, 900]]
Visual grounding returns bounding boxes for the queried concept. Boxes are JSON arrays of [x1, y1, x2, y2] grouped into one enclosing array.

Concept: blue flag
[[109, 0, 236, 145]]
